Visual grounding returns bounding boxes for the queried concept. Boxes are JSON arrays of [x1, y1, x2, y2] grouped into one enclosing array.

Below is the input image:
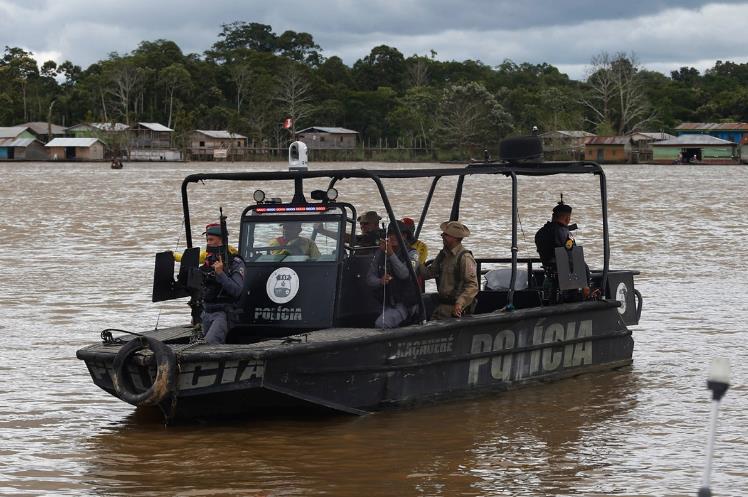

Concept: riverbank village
[[1, 121, 747, 164]]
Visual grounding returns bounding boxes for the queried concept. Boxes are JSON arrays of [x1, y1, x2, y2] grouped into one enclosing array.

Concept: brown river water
[[0, 161, 746, 496]]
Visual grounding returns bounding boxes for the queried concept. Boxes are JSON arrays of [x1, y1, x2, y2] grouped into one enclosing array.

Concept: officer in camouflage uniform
[[200, 223, 245, 344], [420, 221, 478, 320]]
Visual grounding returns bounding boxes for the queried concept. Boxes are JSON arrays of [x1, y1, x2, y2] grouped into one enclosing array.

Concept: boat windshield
[[241, 218, 340, 263]]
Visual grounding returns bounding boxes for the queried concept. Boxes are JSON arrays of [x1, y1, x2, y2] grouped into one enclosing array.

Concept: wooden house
[[46, 138, 105, 160], [189, 130, 248, 160], [17, 122, 67, 143], [628, 132, 675, 163], [131, 122, 173, 148], [297, 127, 359, 149], [68, 122, 130, 137], [0, 127, 47, 160], [129, 122, 181, 160], [540, 130, 595, 160], [584, 136, 632, 163]]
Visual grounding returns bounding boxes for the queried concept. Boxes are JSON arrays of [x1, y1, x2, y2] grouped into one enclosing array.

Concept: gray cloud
[[0, 0, 746, 79]]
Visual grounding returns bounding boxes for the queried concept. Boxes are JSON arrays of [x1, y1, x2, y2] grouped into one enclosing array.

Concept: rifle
[[219, 206, 231, 266]]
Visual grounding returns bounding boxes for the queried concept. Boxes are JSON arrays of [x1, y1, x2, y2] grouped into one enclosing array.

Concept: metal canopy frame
[[180, 160, 611, 311]]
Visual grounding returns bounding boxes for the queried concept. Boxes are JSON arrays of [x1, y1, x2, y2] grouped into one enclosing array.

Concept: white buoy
[[698, 358, 730, 497], [289, 141, 308, 171]]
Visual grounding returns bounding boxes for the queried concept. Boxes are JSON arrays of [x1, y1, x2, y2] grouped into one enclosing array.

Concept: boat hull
[[77, 300, 633, 421]]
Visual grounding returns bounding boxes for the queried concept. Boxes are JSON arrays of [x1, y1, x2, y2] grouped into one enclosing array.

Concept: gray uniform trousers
[[375, 303, 418, 329], [202, 309, 229, 344]]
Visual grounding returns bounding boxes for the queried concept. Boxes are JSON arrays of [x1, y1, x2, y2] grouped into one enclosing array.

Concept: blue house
[[674, 123, 748, 146]]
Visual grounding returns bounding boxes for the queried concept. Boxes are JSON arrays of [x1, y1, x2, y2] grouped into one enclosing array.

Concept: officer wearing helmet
[[199, 222, 245, 344]]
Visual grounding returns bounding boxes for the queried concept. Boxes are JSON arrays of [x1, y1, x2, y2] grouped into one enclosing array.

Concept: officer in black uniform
[[534, 201, 586, 304], [200, 223, 245, 344], [535, 202, 574, 269]]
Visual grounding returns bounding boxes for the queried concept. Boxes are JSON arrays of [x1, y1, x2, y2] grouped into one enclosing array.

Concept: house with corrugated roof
[[131, 122, 173, 148], [540, 130, 595, 160], [651, 134, 738, 164], [68, 122, 130, 136], [189, 130, 248, 160], [584, 136, 633, 163], [628, 132, 676, 163], [0, 126, 47, 160], [16, 122, 67, 143], [46, 138, 105, 161], [297, 127, 358, 149], [128, 122, 181, 160], [674, 123, 748, 145]]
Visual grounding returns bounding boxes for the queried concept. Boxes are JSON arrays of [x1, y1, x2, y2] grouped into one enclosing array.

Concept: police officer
[[314, 210, 384, 250], [366, 220, 421, 328], [534, 201, 589, 303], [401, 217, 429, 265], [420, 221, 478, 320], [535, 202, 574, 270], [200, 222, 245, 344], [355, 210, 385, 247], [269, 221, 320, 258]]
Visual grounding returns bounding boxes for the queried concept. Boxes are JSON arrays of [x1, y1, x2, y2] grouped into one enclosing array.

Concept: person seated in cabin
[[269, 221, 321, 258], [354, 211, 385, 248], [419, 221, 478, 320], [401, 217, 429, 265], [199, 222, 245, 344], [315, 209, 385, 251], [366, 220, 421, 328], [534, 201, 591, 303]]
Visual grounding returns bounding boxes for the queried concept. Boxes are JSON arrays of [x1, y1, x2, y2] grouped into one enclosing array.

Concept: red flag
[[283, 118, 293, 129]]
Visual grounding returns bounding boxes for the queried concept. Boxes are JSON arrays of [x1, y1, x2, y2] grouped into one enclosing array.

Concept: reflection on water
[[1, 162, 747, 496], [82, 371, 638, 496]]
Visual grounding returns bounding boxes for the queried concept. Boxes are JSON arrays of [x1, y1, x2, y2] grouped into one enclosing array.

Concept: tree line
[[2, 21, 748, 156]]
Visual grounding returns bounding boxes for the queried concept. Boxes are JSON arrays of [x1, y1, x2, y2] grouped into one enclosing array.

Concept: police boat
[[76, 138, 643, 422]]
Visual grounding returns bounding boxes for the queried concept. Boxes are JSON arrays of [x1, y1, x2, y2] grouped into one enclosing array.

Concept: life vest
[[432, 248, 473, 304], [200, 255, 243, 305], [174, 245, 238, 264]]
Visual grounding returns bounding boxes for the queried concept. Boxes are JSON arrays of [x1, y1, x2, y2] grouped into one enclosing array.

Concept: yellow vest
[[174, 245, 238, 264]]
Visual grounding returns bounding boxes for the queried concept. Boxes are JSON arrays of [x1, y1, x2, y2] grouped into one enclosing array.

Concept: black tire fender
[[112, 336, 177, 406]]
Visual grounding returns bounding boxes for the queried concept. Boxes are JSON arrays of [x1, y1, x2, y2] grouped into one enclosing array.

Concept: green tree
[[158, 63, 192, 128], [352, 45, 406, 92], [1, 46, 39, 121], [386, 86, 439, 146], [277, 30, 323, 66], [208, 22, 277, 62], [437, 82, 512, 155]]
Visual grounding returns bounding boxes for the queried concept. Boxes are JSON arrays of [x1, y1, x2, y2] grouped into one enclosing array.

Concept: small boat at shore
[[77, 138, 642, 422]]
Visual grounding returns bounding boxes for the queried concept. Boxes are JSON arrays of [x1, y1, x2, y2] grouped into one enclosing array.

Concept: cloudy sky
[[1, 0, 747, 79]]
